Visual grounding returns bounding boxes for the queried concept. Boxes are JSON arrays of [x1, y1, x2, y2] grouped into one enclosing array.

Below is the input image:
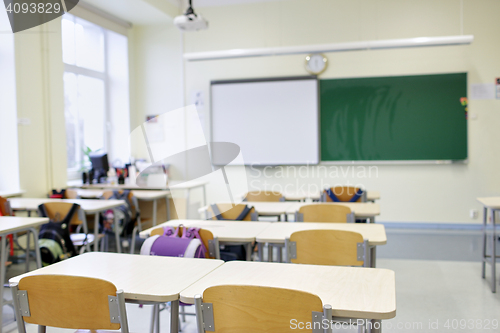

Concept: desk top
[[74, 179, 208, 191], [200, 202, 380, 218], [75, 189, 170, 201], [0, 217, 48, 234], [199, 202, 296, 216], [477, 197, 500, 209], [283, 190, 381, 202], [9, 252, 224, 303], [140, 219, 272, 243], [9, 198, 125, 214], [256, 222, 387, 246], [0, 190, 25, 198], [180, 261, 396, 320], [287, 202, 380, 218]]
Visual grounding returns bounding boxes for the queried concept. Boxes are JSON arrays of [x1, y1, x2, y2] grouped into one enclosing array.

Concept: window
[[62, 13, 130, 178]]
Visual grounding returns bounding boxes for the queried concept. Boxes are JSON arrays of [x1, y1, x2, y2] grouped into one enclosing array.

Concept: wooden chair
[[295, 203, 355, 223], [65, 188, 80, 199], [194, 285, 333, 333], [11, 275, 129, 332], [206, 203, 258, 221], [322, 186, 366, 202], [243, 191, 285, 202], [285, 230, 370, 267], [38, 202, 95, 253], [0, 196, 12, 216]]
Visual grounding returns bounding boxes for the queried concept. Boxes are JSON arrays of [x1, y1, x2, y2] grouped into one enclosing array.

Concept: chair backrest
[[12, 275, 129, 332], [287, 229, 368, 267], [296, 204, 353, 223], [195, 285, 330, 333], [206, 204, 258, 221], [0, 196, 12, 216], [244, 191, 284, 202], [64, 189, 79, 199], [323, 186, 365, 202], [150, 226, 219, 259], [102, 190, 139, 218], [39, 202, 84, 227]]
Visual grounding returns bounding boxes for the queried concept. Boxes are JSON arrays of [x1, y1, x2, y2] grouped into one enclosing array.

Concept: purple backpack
[[140, 225, 207, 258]]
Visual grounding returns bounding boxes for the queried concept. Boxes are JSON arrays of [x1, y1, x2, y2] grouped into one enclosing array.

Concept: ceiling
[[80, 0, 174, 24]]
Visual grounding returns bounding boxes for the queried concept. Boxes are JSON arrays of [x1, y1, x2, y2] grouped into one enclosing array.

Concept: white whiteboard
[[211, 77, 319, 165]]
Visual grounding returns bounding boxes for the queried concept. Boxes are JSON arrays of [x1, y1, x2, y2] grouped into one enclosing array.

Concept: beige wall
[[14, 18, 67, 197], [183, 0, 500, 223]]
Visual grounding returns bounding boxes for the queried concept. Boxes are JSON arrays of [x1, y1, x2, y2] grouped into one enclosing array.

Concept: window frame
[[62, 13, 112, 180]]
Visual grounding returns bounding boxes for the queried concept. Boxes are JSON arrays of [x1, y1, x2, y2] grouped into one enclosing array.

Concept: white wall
[[183, 0, 500, 223], [129, 23, 186, 179], [0, 10, 20, 191]]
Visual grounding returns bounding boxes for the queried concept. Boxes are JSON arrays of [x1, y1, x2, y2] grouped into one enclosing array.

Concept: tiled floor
[[2, 229, 500, 332]]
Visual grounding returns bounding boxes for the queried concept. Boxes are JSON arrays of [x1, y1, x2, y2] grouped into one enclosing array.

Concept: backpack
[[210, 204, 253, 261], [37, 203, 79, 266], [140, 225, 207, 258], [102, 190, 138, 237], [49, 189, 66, 199]]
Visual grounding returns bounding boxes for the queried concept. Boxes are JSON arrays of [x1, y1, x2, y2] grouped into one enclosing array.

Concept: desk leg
[[94, 213, 100, 252], [152, 199, 158, 227], [370, 246, 377, 268], [492, 210, 496, 293], [258, 242, 263, 262], [186, 189, 191, 219], [246, 243, 252, 261], [114, 209, 122, 253], [166, 196, 171, 221], [0, 235, 7, 332], [29, 228, 42, 268], [369, 319, 382, 333], [482, 207, 488, 279], [170, 300, 179, 333], [202, 185, 207, 207], [25, 231, 30, 272]]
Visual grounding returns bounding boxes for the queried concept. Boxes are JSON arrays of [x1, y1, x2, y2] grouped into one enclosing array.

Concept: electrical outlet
[[470, 209, 478, 219]]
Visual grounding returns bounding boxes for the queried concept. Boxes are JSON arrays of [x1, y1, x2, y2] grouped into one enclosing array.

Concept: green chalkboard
[[320, 73, 467, 161]]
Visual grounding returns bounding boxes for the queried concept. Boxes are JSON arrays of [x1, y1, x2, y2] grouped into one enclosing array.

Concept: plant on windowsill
[[79, 146, 92, 172]]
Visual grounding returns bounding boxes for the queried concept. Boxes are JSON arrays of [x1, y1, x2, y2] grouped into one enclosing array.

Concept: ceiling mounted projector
[[174, 0, 208, 31]]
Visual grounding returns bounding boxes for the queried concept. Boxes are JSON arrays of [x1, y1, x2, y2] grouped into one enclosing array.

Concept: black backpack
[[38, 203, 79, 265], [210, 204, 254, 261]]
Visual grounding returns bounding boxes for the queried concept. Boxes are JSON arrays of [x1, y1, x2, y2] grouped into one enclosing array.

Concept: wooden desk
[[283, 190, 381, 202], [200, 201, 380, 222], [75, 189, 170, 226], [9, 252, 224, 333], [287, 202, 380, 223], [477, 197, 500, 293], [0, 217, 48, 333], [180, 261, 396, 332], [0, 190, 24, 198], [199, 201, 297, 221], [74, 179, 208, 219], [140, 219, 273, 261], [256, 222, 386, 267], [9, 198, 125, 252]]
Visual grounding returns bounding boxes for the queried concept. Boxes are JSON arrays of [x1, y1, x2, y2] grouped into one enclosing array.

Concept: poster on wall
[[145, 115, 164, 142]]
